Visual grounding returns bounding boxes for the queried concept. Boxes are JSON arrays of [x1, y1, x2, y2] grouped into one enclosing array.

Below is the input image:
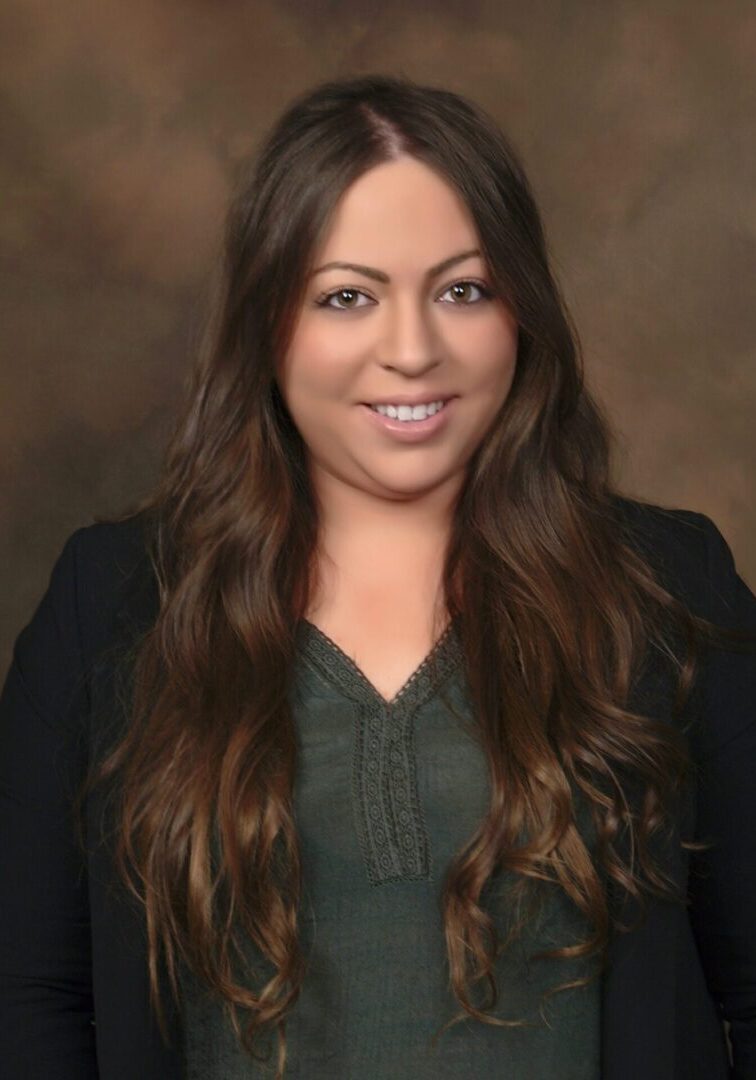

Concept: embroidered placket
[[298, 618, 461, 886]]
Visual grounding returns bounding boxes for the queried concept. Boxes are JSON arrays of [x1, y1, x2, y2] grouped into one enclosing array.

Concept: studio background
[[1, 0, 754, 674]]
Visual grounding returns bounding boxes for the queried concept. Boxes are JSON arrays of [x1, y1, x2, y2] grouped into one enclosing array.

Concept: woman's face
[[277, 155, 519, 509]]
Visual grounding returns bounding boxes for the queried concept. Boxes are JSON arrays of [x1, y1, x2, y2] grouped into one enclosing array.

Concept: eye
[[314, 287, 374, 311], [438, 279, 493, 305], [313, 278, 493, 312]]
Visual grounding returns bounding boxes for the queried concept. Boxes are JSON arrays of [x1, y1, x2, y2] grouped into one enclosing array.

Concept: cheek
[[475, 335, 518, 392], [286, 321, 362, 390], [281, 346, 333, 406], [457, 309, 518, 358], [493, 320, 519, 383]]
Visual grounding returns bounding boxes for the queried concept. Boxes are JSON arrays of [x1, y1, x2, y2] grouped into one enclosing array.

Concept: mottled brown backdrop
[[2, 0, 755, 672]]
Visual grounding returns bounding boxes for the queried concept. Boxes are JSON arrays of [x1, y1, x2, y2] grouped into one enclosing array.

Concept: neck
[[305, 461, 464, 625], [310, 463, 461, 560]]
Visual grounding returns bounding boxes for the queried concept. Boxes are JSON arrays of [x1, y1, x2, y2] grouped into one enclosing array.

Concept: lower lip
[[359, 398, 456, 442]]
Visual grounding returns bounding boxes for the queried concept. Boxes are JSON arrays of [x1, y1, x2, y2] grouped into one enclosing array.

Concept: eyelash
[[314, 278, 494, 310]]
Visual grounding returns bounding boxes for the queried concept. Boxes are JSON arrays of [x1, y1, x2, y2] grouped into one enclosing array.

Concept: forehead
[[314, 156, 480, 263]]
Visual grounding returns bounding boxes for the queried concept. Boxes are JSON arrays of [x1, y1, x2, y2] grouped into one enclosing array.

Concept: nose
[[378, 294, 442, 375]]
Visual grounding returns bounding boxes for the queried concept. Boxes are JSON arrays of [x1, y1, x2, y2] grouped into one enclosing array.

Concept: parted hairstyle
[[81, 73, 748, 1078]]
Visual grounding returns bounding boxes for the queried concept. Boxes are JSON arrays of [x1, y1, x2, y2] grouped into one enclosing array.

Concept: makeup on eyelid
[[314, 279, 493, 310]]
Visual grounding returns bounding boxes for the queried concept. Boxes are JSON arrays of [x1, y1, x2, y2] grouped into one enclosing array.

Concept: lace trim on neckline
[[297, 616, 461, 713]]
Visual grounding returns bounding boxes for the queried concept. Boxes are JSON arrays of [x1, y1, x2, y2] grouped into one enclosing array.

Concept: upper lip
[[361, 393, 456, 406]]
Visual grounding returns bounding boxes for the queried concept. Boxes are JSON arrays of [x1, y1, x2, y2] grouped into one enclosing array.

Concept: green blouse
[[181, 617, 600, 1078]]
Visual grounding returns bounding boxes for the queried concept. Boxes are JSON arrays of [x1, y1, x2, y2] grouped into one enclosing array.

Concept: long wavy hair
[[82, 73, 749, 1077]]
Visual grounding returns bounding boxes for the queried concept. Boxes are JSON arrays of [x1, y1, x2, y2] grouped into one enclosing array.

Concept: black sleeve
[[0, 531, 99, 1078], [687, 515, 756, 1080]]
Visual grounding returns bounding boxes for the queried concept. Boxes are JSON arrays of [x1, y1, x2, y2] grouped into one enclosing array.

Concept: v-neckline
[[297, 616, 461, 712]]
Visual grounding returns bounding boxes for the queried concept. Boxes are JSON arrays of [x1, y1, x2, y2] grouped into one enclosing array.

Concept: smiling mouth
[[360, 396, 455, 407], [366, 399, 449, 418]]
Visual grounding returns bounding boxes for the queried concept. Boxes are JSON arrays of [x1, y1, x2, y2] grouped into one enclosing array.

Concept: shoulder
[[54, 510, 160, 662], [611, 495, 756, 760], [6, 512, 158, 737], [67, 510, 155, 590], [607, 493, 752, 628], [609, 492, 713, 573]]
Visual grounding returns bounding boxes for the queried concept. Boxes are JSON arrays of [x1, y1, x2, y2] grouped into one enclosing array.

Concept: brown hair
[[82, 73, 751, 1076]]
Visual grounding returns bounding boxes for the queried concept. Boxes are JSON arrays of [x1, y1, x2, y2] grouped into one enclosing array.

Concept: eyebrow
[[310, 248, 482, 283]]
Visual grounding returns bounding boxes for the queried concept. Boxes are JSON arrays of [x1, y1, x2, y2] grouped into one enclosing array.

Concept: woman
[[0, 73, 754, 1080]]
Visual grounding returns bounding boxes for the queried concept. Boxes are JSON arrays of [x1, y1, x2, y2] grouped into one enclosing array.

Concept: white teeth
[[369, 399, 446, 421]]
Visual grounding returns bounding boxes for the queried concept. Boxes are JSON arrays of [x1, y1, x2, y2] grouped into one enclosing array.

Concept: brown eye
[[316, 288, 373, 310], [439, 280, 492, 304]]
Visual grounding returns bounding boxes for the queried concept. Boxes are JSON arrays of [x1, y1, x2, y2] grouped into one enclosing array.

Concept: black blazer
[[1, 496, 755, 1080]]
